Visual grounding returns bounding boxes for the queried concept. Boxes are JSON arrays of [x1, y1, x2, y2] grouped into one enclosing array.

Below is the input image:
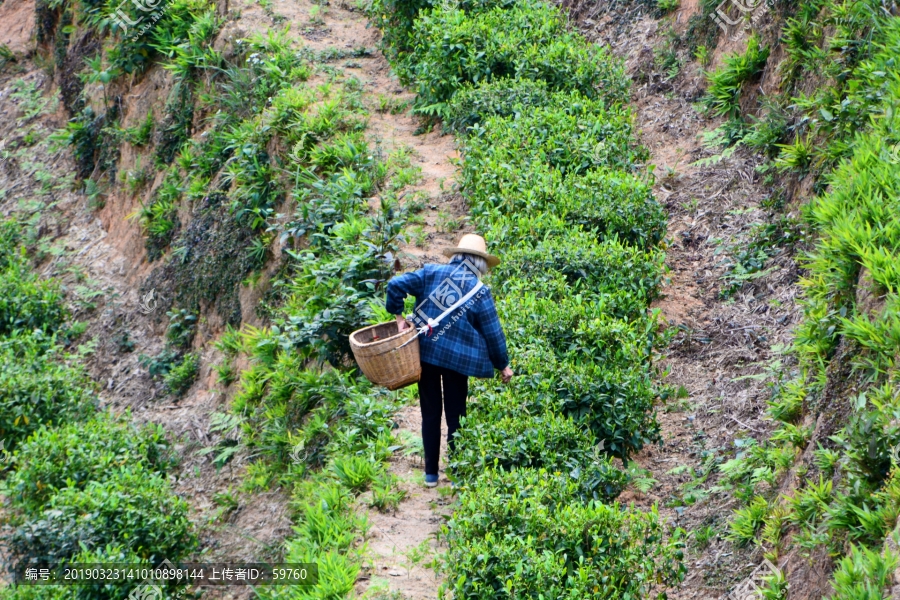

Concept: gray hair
[[453, 253, 488, 278]]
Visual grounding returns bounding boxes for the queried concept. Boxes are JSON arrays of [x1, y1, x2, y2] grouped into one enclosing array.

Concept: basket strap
[[398, 281, 485, 347]]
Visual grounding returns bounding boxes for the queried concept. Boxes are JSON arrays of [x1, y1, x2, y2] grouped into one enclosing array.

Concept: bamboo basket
[[349, 321, 421, 390]]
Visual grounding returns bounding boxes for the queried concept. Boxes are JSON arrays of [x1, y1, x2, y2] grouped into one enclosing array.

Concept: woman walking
[[386, 234, 513, 487]]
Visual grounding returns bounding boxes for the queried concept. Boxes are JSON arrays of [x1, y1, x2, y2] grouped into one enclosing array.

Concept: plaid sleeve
[[473, 288, 509, 371], [385, 269, 425, 315]]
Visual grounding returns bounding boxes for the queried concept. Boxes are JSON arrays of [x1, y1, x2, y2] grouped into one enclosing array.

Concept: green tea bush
[[557, 169, 665, 248], [0, 269, 65, 336], [0, 334, 95, 449], [451, 411, 628, 499], [495, 233, 664, 311], [461, 93, 642, 188], [554, 360, 660, 459], [2, 546, 163, 600], [446, 468, 685, 599], [5, 414, 174, 512], [460, 160, 664, 247], [444, 78, 551, 132], [501, 284, 662, 364], [9, 466, 196, 564], [0, 242, 66, 336], [402, 1, 627, 118]]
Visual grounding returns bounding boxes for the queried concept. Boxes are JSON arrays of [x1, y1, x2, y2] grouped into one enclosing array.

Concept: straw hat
[[442, 233, 500, 268]]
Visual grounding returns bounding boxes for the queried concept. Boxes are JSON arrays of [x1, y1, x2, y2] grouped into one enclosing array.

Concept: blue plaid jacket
[[385, 259, 509, 378]]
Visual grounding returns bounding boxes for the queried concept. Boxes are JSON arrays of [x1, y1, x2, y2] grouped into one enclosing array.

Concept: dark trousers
[[417, 362, 469, 475]]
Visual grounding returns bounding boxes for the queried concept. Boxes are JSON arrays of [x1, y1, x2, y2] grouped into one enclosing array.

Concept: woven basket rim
[[349, 321, 417, 350]]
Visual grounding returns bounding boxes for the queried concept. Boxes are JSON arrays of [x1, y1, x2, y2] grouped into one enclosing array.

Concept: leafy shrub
[[331, 454, 382, 492], [0, 246, 66, 336], [728, 496, 769, 546], [451, 411, 628, 499], [273, 246, 394, 366], [164, 352, 200, 397], [0, 333, 95, 450], [554, 360, 661, 459], [498, 279, 663, 366], [495, 233, 664, 313], [444, 78, 550, 132], [446, 468, 686, 599], [701, 35, 769, 118], [6, 415, 173, 512], [402, 1, 627, 119], [8, 466, 196, 564], [461, 92, 643, 190]]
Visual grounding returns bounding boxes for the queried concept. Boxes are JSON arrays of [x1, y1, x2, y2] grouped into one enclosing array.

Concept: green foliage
[[53, 106, 103, 179], [123, 110, 154, 146], [9, 466, 196, 564], [5, 414, 174, 512], [444, 78, 551, 132], [254, 477, 368, 599], [0, 216, 194, 584], [451, 411, 628, 499], [163, 352, 200, 397], [0, 334, 95, 450], [166, 308, 198, 349], [728, 496, 769, 546], [401, 1, 627, 119], [446, 469, 686, 599], [368, 472, 407, 511], [701, 35, 769, 118], [97, 0, 219, 75], [830, 544, 898, 600], [0, 222, 66, 336], [133, 171, 182, 261], [657, 0, 679, 13], [331, 454, 382, 492], [155, 79, 195, 166]]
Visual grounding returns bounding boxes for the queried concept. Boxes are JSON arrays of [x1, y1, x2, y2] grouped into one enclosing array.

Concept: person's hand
[[396, 315, 410, 331], [500, 366, 513, 384]]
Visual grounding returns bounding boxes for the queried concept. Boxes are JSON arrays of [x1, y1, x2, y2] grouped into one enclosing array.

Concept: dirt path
[[358, 404, 452, 599]]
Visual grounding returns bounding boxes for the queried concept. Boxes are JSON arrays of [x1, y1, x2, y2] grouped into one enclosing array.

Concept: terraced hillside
[[1, 0, 899, 595]]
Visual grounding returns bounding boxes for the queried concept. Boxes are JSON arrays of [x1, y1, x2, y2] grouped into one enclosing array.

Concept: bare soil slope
[[557, 5, 805, 597]]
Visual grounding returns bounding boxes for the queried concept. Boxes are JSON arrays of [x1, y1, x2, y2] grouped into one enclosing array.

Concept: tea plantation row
[[0, 220, 197, 599], [372, 0, 687, 597]]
